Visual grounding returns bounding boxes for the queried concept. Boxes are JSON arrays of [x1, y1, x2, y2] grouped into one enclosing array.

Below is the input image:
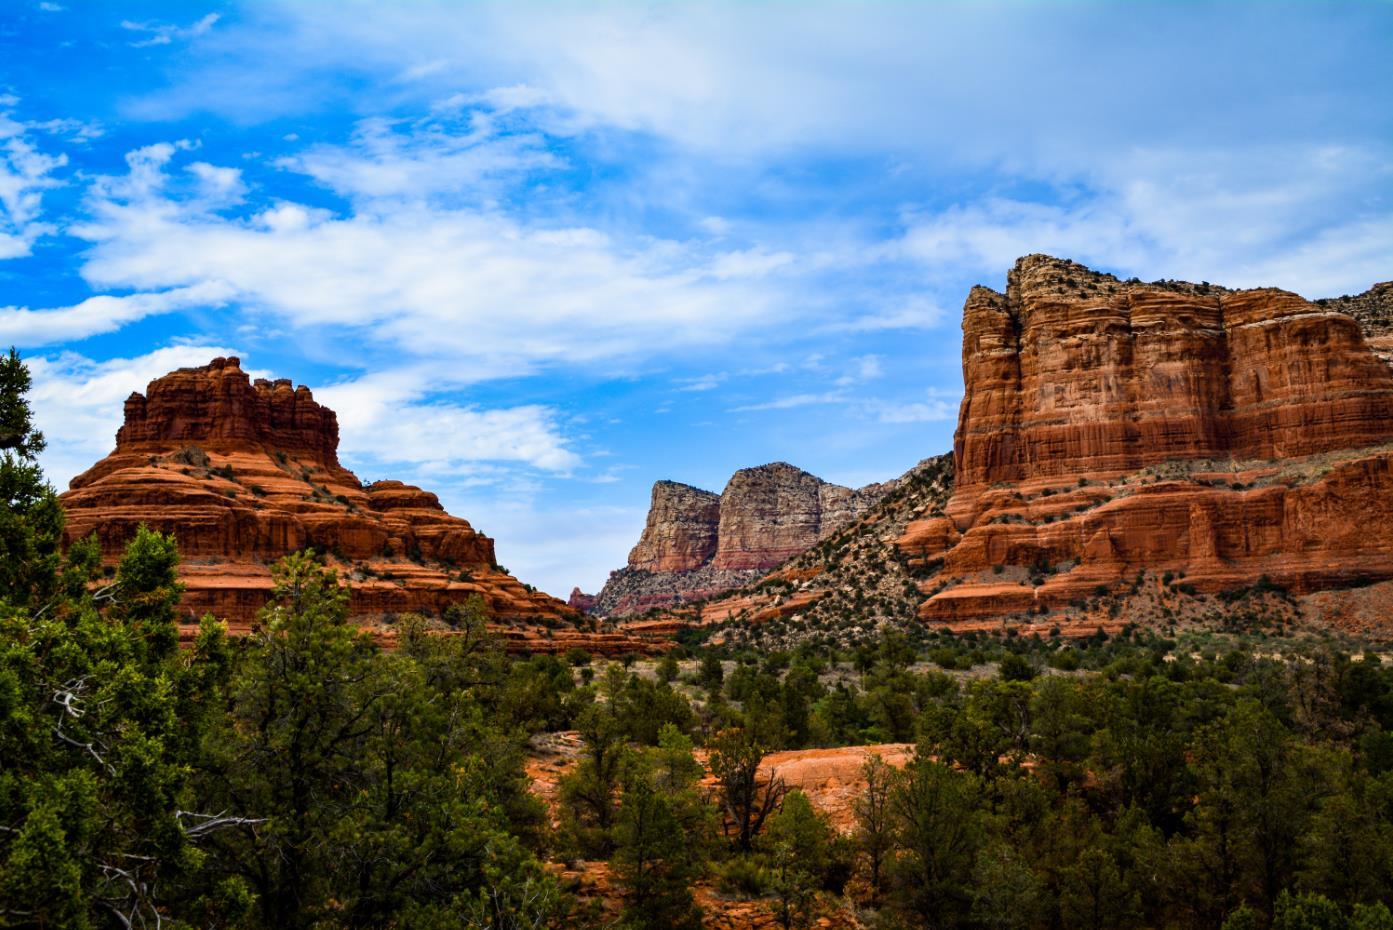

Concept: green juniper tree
[[611, 726, 711, 930], [0, 348, 235, 929]]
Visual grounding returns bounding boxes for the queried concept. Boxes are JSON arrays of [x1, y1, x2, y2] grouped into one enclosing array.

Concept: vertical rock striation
[[901, 256, 1393, 624]]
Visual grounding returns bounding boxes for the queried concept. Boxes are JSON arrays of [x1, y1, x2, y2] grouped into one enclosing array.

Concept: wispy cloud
[[317, 370, 581, 474], [0, 96, 68, 259], [732, 390, 848, 413], [121, 12, 220, 48], [71, 136, 806, 377], [0, 282, 234, 347], [277, 112, 561, 202]]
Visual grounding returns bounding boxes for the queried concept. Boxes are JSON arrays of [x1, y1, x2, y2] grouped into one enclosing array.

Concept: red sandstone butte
[[899, 255, 1393, 623], [59, 357, 659, 652]]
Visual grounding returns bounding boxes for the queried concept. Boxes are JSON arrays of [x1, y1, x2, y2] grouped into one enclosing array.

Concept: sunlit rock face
[[60, 357, 575, 631], [901, 255, 1393, 623], [593, 463, 898, 616]]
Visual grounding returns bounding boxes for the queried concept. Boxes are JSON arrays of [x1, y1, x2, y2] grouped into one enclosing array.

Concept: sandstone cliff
[[591, 462, 897, 616], [60, 358, 663, 654], [688, 259, 1393, 648], [898, 256, 1393, 626]]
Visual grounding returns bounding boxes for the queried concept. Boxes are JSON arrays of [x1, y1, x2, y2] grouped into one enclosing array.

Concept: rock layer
[[60, 358, 662, 653], [593, 462, 896, 616], [627, 481, 722, 572], [901, 256, 1393, 624]]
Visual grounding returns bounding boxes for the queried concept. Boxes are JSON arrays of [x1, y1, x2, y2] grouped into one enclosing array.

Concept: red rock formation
[[60, 358, 665, 653], [714, 463, 877, 570], [902, 256, 1393, 624], [627, 481, 722, 572], [593, 462, 898, 616], [567, 587, 597, 613]]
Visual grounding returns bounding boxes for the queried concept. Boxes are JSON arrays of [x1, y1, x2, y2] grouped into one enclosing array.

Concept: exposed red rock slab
[[761, 744, 914, 833]]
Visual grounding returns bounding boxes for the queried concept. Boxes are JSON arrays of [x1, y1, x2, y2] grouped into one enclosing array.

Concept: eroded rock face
[[61, 358, 584, 638], [627, 481, 722, 572], [592, 462, 896, 616], [902, 256, 1393, 623], [567, 587, 597, 613], [1327, 281, 1393, 365]]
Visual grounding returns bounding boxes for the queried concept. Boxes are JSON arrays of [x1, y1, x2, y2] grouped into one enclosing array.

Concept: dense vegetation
[[5, 349, 1393, 929]]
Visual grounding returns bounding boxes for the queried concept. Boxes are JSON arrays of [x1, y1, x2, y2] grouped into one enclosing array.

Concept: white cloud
[[676, 372, 728, 392], [71, 142, 802, 375], [127, 2, 1391, 166], [732, 390, 848, 413], [835, 354, 882, 387], [825, 296, 946, 333], [0, 98, 67, 259], [186, 161, 245, 201], [277, 113, 560, 201], [707, 248, 795, 280], [121, 12, 220, 48], [0, 281, 235, 347], [29, 344, 246, 490], [319, 370, 580, 474], [895, 146, 1393, 298], [873, 399, 956, 424]]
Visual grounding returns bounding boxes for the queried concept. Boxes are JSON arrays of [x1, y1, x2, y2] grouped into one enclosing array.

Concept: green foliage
[[198, 553, 560, 929], [0, 352, 217, 927], [887, 754, 982, 927], [612, 727, 711, 930], [763, 790, 833, 929], [559, 698, 632, 858], [710, 724, 787, 853]]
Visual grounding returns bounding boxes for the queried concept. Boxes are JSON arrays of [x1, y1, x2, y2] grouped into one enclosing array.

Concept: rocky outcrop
[[899, 256, 1393, 625], [627, 481, 722, 572], [694, 455, 955, 650], [1327, 281, 1393, 365], [592, 462, 897, 616], [714, 463, 892, 570], [60, 358, 663, 654], [567, 587, 596, 613]]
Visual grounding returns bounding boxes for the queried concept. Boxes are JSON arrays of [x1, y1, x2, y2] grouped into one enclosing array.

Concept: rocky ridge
[[60, 358, 664, 655], [698, 455, 955, 650], [592, 462, 898, 616]]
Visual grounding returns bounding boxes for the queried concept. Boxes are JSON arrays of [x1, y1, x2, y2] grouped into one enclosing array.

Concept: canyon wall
[[900, 255, 1393, 624], [591, 462, 896, 616]]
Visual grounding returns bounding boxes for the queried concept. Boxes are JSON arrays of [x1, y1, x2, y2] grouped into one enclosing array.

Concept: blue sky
[[1, 1, 1390, 597]]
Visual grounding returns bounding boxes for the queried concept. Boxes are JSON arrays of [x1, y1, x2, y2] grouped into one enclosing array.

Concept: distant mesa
[[590, 461, 900, 617], [59, 357, 663, 655]]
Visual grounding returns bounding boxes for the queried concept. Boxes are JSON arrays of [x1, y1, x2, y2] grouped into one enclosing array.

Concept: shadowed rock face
[[593, 462, 898, 616], [60, 357, 577, 633], [901, 256, 1393, 623]]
